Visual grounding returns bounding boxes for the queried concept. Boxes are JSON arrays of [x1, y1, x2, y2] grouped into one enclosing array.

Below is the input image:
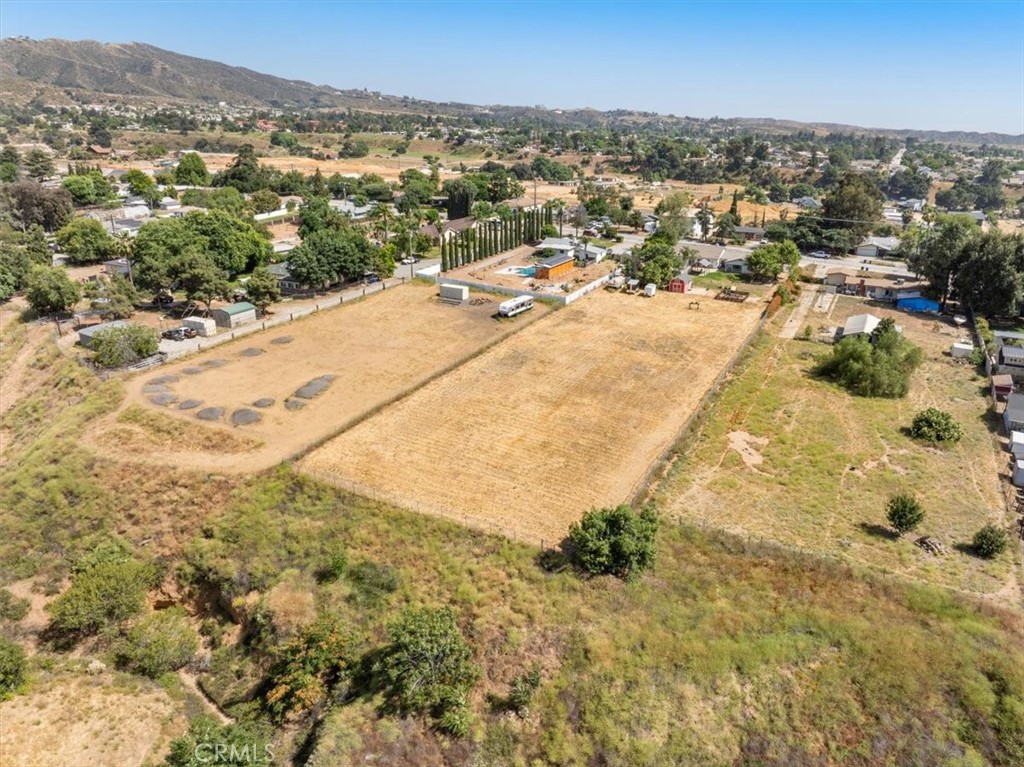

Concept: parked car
[[810, 251, 831, 259], [161, 327, 197, 341], [401, 257, 417, 265]]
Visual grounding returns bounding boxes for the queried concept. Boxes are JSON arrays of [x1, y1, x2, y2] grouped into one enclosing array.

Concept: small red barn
[[667, 272, 692, 294]]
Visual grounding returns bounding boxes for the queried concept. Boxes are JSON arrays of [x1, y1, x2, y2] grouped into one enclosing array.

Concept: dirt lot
[[301, 288, 766, 544], [443, 245, 617, 294], [659, 295, 1021, 604], [86, 284, 544, 472]]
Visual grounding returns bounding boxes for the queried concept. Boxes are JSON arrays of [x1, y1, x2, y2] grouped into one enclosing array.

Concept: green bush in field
[[909, 408, 963, 444], [116, 608, 198, 677], [972, 525, 1008, 559], [567, 504, 659, 579], [317, 547, 347, 583], [46, 554, 153, 637], [813, 321, 923, 398], [0, 589, 30, 622], [347, 560, 400, 605], [374, 607, 478, 735], [166, 716, 273, 767], [887, 494, 925, 536], [0, 636, 27, 699]]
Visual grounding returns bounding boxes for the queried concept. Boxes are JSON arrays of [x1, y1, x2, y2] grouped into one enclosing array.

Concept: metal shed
[[77, 320, 129, 349], [212, 302, 257, 328]]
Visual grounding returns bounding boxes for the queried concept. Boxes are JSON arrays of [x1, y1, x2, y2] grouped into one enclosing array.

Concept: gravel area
[[253, 398, 275, 408], [293, 374, 336, 400], [239, 348, 264, 357], [231, 408, 262, 426], [148, 393, 178, 406], [178, 399, 203, 410], [196, 407, 225, 421], [284, 398, 306, 411], [270, 336, 293, 345]]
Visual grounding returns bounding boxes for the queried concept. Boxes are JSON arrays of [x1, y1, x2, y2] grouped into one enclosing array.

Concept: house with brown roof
[[824, 268, 928, 302], [88, 145, 113, 156]]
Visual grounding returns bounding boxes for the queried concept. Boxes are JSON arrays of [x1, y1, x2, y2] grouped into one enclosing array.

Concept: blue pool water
[[897, 297, 940, 313], [512, 266, 536, 277]]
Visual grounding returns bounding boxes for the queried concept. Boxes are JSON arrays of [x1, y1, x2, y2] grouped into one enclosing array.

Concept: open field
[[86, 283, 545, 472], [658, 295, 1022, 604], [301, 288, 767, 543]]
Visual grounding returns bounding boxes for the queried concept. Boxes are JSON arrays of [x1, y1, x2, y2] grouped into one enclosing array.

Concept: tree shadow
[[977, 408, 1006, 437], [953, 542, 988, 559], [534, 540, 572, 575], [857, 522, 898, 541]]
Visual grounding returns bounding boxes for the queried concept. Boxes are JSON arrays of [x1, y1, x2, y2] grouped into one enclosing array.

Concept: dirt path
[[779, 285, 819, 339], [178, 670, 233, 725]]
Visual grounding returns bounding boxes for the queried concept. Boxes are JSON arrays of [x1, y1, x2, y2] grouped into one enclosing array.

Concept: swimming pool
[[511, 266, 536, 277], [897, 297, 940, 313]]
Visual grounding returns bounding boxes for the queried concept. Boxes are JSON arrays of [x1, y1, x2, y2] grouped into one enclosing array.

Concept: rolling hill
[[1, 37, 1021, 145]]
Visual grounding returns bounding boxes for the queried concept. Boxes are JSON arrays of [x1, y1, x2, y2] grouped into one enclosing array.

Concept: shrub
[[264, 616, 354, 721], [91, 324, 159, 368], [909, 408, 963, 444], [887, 494, 925, 535], [116, 608, 198, 677], [976, 316, 994, 347], [46, 556, 153, 637], [505, 664, 542, 717], [567, 504, 659, 579], [316, 547, 347, 583], [814, 325, 923, 398], [0, 589, 30, 622], [0, 636, 27, 699], [347, 560, 400, 605], [374, 607, 478, 732], [166, 716, 273, 767], [972, 525, 1009, 559]]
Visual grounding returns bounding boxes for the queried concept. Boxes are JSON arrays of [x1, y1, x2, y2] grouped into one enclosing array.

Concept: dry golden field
[[301, 288, 766, 543], [87, 284, 542, 472]]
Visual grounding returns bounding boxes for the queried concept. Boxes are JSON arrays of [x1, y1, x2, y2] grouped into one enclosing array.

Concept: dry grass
[[302, 289, 766, 543], [90, 284, 542, 472], [659, 295, 1021, 604], [0, 669, 185, 767]]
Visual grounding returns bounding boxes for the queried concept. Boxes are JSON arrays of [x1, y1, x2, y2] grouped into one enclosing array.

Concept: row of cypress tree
[[440, 206, 554, 271]]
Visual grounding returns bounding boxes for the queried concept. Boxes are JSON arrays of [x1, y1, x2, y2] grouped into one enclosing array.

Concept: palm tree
[[548, 198, 566, 237], [112, 232, 135, 286], [369, 203, 397, 243]]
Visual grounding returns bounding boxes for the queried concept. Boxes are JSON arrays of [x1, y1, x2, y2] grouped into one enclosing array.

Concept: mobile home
[[498, 295, 534, 318]]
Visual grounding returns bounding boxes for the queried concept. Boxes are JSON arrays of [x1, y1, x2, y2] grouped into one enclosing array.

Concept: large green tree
[[2, 180, 73, 231], [174, 152, 211, 185], [953, 231, 1024, 317], [175, 251, 229, 313], [245, 265, 282, 314], [906, 213, 978, 309], [56, 217, 115, 265], [182, 210, 270, 276], [24, 264, 81, 314], [567, 505, 659, 579], [747, 239, 800, 281], [822, 172, 883, 240], [90, 324, 159, 368]]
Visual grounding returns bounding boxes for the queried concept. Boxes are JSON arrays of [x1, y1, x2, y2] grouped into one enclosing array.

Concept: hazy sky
[[2, 0, 1023, 134]]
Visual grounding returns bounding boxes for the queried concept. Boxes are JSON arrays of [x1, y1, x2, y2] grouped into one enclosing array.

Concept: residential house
[[536, 237, 577, 260], [102, 258, 131, 278], [898, 198, 926, 212], [87, 145, 112, 157], [854, 236, 900, 258], [328, 198, 374, 219], [721, 254, 751, 275], [882, 208, 905, 227], [158, 197, 181, 212], [268, 262, 303, 294], [733, 225, 766, 242], [840, 313, 886, 339], [823, 268, 927, 302], [109, 218, 145, 237], [575, 243, 607, 264]]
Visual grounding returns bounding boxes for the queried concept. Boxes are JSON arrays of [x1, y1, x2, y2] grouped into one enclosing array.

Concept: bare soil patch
[[302, 289, 765, 543]]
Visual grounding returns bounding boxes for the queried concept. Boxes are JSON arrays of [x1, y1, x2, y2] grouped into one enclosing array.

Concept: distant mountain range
[[2, 37, 1021, 146]]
